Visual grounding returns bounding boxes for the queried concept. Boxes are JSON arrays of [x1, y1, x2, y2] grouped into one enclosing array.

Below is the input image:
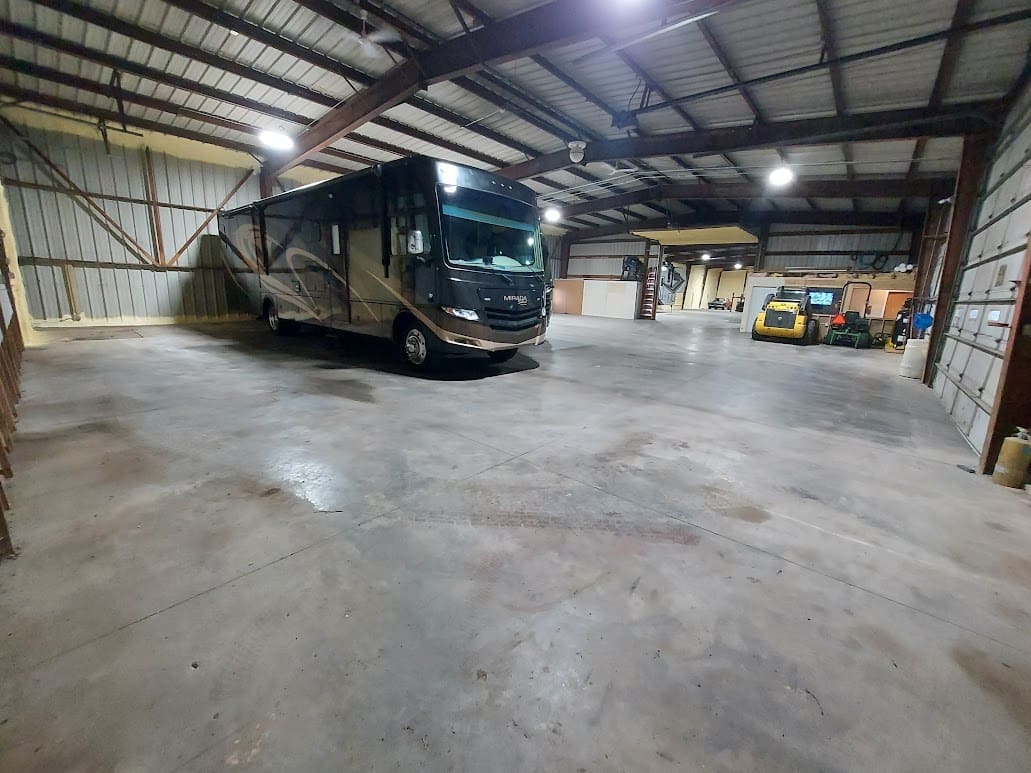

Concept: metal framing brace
[[501, 103, 1002, 179], [166, 171, 255, 266], [33, 0, 529, 170], [555, 178, 954, 219], [569, 210, 925, 241], [1, 117, 159, 265], [814, 0, 859, 211], [630, 9, 1031, 118], [903, 0, 976, 181], [272, 0, 734, 174]]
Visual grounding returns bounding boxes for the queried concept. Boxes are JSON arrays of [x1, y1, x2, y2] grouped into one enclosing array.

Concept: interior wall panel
[[0, 122, 262, 324]]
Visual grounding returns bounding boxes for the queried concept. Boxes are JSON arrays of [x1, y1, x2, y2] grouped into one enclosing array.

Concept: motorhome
[[217, 156, 550, 369]]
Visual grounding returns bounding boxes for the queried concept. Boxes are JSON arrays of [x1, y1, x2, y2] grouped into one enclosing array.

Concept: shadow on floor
[[180, 320, 541, 382]]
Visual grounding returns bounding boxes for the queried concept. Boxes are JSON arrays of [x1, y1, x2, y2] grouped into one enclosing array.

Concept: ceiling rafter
[[0, 83, 349, 177], [554, 178, 954, 219], [1, 57, 378, 168], [445, 0, 672, 209], [571, 210, 925, 240], [354, 0, 597, 144], [499, 102, 1003, 179], [696, 18, 817, 212], [0, 23, 645, 217], [291, 0, 672, 216], [813, 0, 860, 212], [0, 20, 413, 157], [157, 0, 544, 162], [270, 0, 735, 174], [629, 8, 1030, 118], [297, 0, 689, 219], [903, 0, 977, 182], [42, 0, 541, 170], [601, 35, 745, 212]]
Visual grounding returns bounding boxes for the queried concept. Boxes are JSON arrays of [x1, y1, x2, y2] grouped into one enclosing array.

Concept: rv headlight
[[442, 306, 480, 321]]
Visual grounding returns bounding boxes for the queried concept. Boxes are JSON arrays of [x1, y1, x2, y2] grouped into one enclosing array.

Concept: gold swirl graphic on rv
[[234, 223, 379, 322]]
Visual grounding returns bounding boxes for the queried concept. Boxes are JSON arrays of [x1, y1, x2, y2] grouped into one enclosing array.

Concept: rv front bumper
[[438, 330, 548, 352]]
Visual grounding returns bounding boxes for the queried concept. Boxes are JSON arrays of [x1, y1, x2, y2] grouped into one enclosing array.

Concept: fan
[[353, 6, 403, 55]]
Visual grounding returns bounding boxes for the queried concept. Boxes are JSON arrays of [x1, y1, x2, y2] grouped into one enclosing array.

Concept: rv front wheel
[[399, 322, 436, 370]]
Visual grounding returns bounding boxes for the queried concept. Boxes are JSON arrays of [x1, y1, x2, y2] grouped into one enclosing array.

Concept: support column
[[259, 165, 275, 199], [922, 133, 993, 384], [558, 236, 571, 280], [755, 223, 770, 271]]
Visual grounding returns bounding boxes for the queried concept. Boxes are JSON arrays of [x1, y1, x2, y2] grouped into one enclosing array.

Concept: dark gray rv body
[[218, 156, 550, 365]]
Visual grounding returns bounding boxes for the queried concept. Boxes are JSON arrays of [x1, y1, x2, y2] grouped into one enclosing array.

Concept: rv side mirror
[[407, 230, 425, 255]]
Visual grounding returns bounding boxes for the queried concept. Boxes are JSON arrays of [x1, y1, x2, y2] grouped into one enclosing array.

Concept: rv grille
[[483, 305, 542, 332]]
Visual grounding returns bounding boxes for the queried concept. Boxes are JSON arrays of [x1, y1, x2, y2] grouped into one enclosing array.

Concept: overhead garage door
[[932, 93, 1030, 453]]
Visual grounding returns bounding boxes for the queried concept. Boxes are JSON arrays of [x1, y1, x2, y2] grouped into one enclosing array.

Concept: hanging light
[[258, 130, 294, 151], [768, 166, 795, 187]]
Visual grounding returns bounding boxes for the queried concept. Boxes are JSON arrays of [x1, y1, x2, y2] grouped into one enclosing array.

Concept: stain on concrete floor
[[1, 312, 1029, 772]]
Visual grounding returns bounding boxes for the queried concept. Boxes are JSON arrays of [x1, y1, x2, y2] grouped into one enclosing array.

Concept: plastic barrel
[[898, 338, 929, 379]]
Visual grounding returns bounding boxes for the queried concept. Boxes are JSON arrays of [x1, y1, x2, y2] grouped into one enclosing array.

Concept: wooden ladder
[[638, 267, 658, 319]]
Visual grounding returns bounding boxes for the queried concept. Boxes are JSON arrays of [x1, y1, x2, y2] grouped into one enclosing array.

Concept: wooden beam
[[500, 103, 1003, 179]]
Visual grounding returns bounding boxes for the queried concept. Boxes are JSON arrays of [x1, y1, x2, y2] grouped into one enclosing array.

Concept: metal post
[[922, 133, 993, 384]]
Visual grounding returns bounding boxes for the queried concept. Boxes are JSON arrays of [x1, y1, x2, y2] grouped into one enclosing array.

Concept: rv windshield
[[440, 186, 543, 274]]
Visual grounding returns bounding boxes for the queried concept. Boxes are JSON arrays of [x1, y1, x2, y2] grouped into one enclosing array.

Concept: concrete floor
[[1, 310, 1029, 772]]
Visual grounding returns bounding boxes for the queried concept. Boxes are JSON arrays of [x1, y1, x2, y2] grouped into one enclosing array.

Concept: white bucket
[[898, 338, 929, 379]]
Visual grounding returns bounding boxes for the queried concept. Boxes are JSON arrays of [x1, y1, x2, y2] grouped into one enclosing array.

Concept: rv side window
[[331, 224, 341, 255]]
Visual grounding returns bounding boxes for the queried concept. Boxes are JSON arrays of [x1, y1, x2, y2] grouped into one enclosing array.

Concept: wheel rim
[[267, 305, 279, 331], [404, 328, 428, 365]]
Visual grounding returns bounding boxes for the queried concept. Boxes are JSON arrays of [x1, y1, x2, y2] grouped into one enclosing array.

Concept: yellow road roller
[[751, 287, 821, 345]]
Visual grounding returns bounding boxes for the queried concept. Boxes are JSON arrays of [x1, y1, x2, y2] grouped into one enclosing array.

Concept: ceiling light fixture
[[568, 140, 587, 164], [229, 29, 240, 36], [768, 166, 795, 187], [544, 207, 562, 223], [258, 130, 294, 151], [734, 262, 743, 270], [701, 253, 711, 261]]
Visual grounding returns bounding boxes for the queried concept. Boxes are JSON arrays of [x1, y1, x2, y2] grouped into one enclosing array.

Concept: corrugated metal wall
[[763, 223, 913, 272], [568, 239, 647, 278], [932, 86, 1030, 453], [0, 122, 263, 324]]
